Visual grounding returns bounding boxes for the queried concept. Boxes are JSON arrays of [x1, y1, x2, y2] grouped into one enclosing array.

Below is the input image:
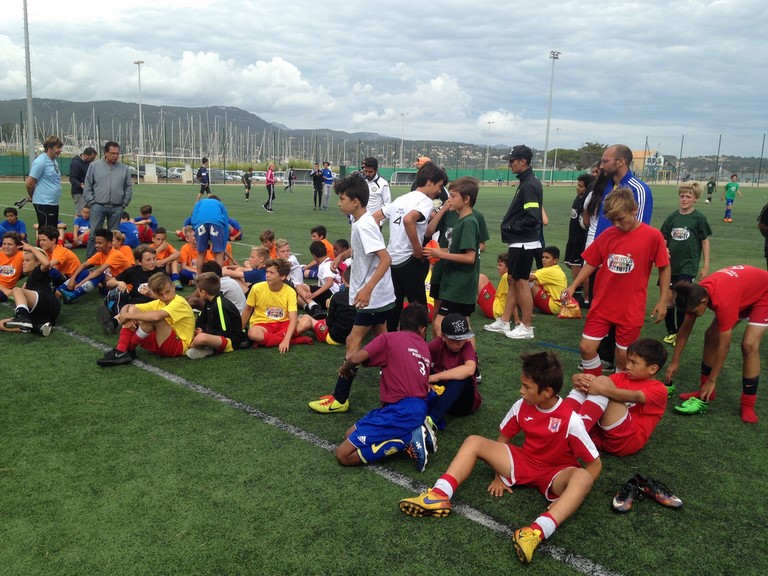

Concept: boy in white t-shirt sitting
[[295, 240, 341, 314]]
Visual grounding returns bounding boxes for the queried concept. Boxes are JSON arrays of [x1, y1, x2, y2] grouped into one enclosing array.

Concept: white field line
[[58, 325, 621, 576]]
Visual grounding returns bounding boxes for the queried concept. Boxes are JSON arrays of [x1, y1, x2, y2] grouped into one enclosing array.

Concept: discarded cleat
[[674, 397, 708, 415], [612, 477, 641, 513], [636, 474, 683, 509], [512, 527, 543, 564], [399, 489, 452, 517], [96, 305, 117, 335], [665, 382, 676, 398]]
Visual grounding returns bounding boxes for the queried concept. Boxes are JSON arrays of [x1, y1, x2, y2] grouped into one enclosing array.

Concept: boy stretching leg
[[399, 351, 601, 565]]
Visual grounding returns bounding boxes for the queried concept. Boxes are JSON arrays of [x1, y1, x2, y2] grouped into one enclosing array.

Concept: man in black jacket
[[484, 145, 542, 340], [69, 147, 97, 217]]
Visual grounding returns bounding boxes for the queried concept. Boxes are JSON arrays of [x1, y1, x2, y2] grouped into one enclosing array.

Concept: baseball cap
[[441, 313, 475, 341], [501, 145, 533, 162], [414, 156, 432, 167]]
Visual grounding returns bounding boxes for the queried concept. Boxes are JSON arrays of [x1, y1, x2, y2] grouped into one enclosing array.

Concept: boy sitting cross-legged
[[399, 351, 602, 565], [97, 271, 195, 366], [241, 258, 311, 352], [186, 271, 247, 359], [334, 303, 434, 472]]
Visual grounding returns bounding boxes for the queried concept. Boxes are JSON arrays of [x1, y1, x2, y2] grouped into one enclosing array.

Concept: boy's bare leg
[[442, 435, 513, 484], [546, 467, 595, 526]]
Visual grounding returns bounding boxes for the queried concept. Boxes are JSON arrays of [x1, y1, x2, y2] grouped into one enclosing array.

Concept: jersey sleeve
[[499, 400, 523, 438]]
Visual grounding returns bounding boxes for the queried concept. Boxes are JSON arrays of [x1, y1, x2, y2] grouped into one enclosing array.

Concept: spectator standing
[[69, 147, 97, 217], [25, 135, 64, 230]]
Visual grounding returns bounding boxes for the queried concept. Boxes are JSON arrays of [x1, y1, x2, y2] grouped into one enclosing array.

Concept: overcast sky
[[2, 0, 766, 157]]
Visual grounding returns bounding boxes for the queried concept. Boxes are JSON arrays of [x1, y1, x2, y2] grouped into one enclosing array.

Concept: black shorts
[[564, 235, 586, 266], [507, 247, 536, 280], [199, 185, 211, 195], [31, 291, 61, 324], [353, 304, 394, 327], [437, 299, 475, 317]]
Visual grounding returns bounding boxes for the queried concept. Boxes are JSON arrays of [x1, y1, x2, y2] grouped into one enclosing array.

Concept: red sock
[[432, 473, 459, 499], [290, 335, 314, 346], [260, 332, 284, 347], [116, 327, 134, 352], [531, 512, 557, 539], [578, 400, 604, 432], [584, 367, 602, 377], [741, 394, 758, 424]]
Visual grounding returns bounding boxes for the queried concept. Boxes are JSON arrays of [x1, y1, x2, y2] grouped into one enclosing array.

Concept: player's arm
[[665, 313, 697, 383], [104, 275, 128, 291], [700, 328, 732, 401], [428, 357, 476, 383], [241, 304, 253, 330], [758, 217, 768, 239], [353, 248, 390, 308], [331, 247, 351, 272], [403, 210, 425, 259], [371, 208, 385, 225], [651, 264, 671, 323], [23, 243, 51, 272], [425, 244, 476, 265], [119, 307, 170, 324], [279, 310, 298, 354], [487, 431, 514, 497], [563, 261, 597, 299], [312, 276, 334, 299], [699, 237, 710, 279], [583, 456, 603, 482], [581, 375, 647, 404], [425, 202, 449, 237], [339, 348, 371, 377]]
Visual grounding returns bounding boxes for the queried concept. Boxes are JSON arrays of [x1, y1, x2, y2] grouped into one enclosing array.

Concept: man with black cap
[[484, 145, 542, 340], [361, 157, 391, 216]]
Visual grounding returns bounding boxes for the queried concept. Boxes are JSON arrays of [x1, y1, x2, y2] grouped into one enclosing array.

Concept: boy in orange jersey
[[36, 225, 81, 286], [0, 231, 24, 303], [152, 227, 183, 290]]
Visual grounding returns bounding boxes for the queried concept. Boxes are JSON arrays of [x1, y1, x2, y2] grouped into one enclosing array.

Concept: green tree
[[577, 142, 608, 170], [546, 148, 580, 168]]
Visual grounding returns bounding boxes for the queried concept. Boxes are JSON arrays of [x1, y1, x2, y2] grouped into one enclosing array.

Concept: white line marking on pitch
[[60, 325, 621, 576]]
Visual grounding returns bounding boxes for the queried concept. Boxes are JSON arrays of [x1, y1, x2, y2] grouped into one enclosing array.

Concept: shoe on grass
[[612, 476, 641, 513], [512, 527, 543, 564], [405, 426, 428, 473], [6, 311, 34, 331], [36, 322, 52, 337], [308, 395, 349, 414], [662, 333, 677, 346], [505, 324, 534, 340], [665, 382, 676, 398], [96, 348, 134, 367], [186, 347, 214, 359], [96, 304, 117, 335], [483, 318, 510, 333], [399, 489, 452, 517], [636, 474, 683, 509], [674, 397, 708, 415], [173, 279, 184, 291]]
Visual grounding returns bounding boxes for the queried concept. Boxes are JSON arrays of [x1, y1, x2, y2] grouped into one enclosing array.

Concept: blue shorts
[[243, 268, 267, 284], [195, 223, 227, 254], [347, 397, 427, 448]]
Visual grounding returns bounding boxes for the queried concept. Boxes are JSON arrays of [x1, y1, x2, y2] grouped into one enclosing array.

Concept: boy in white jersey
[[309, 174, 396, 413], [374, 162, 447, 332]]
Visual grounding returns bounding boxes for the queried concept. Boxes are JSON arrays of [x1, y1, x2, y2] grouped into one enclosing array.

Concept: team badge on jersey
[[606, 253, 635, 274], [548, 417, 562, 433], [671, 227, 691, 241]]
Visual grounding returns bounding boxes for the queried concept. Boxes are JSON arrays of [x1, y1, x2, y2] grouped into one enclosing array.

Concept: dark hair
[[399, 302, 429, 333], [43, 135, 63, 150], [673, 280, 709, 311], [259, 229, 275, 243], [83, 146, 97, 156], [448, 176, 478, 207], [521, 351, 563, 394], [38, 224, 59, 241], [201, 260, 223, 277], [414, 162, 448, 188], [140, 204, 152, 214], [104, 141, 120, 153], [334, 238, 350, 251], [334, 174, 370, 207], [497, 252, 509, 265], [4, 207, 18, 216], [2, 231, 22, 245], [311, 225, 327, 238], [148, 271, 172, 292], [95, 228, 113, 242], [122, 211, 130, 219], [134, 244, 157, 262], [195, 271, 221, 295], [155, 226, 167, 235], [626, 338, 668, 370], [543, 245, 560, 260], [265, 258, 291, 277], [362, 157, 379, 170], [309, 240, 327, 258], [577, 173, 595, 191], [202, 157, 209, 164], [586, 169, 611, 215]]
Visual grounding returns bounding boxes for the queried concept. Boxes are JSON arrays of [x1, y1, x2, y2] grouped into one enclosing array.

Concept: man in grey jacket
[[84, 141, 132, 257]]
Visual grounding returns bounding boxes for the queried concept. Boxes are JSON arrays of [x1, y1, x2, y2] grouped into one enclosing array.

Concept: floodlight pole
[[134, 60, 144, 184], [484, 121, 494, 174], [23, 0, 35, 168], [399, 112, 407, 168], [542, 51, 561, 185]]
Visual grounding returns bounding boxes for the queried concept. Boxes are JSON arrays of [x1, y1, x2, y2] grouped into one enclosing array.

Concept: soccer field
[[1, 179, 767, 576]]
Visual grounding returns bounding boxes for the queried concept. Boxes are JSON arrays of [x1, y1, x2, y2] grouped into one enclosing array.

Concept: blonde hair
[[678, 181, 702, 199], [111, 230, 125, 243], [603, 187, 638, 220], [275, 238, 290, 250]]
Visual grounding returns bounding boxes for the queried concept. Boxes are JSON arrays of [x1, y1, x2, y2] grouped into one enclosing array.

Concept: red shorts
[[252, 320, 290, 336], [532, 286, 554, 315], [500, 444, 576, 502], [140, 329, 185, 357], [745, 300, 768, 326], [477, 281, 496, 319], [590, 411, 646, 456], [582, 313, 641, 350]]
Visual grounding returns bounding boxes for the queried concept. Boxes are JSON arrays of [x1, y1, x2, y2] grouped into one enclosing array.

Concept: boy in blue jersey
[[1, 207, 27, 241], [64, 206, 90, 248], [119, 212, 141, 248], [134, 204, 158, 243], [191, 195, 229, 278]]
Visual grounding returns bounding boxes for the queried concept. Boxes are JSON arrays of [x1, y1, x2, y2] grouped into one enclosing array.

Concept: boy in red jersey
[[567, 338, 668, 455], [399, 351, 601, 565], [563, 187, 670, 374]]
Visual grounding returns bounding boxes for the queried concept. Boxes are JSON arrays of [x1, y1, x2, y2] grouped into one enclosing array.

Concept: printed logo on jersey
[[670, 227, 690, 242], [548, 417, 562, 433], [266, 306, 286, 320], [606, 253, 635, 274], [1, 265, 17, 277]]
